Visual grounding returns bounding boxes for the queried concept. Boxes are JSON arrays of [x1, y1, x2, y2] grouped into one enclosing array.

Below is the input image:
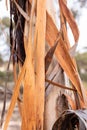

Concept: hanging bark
[[46, 13, 87, 107], [3, 0, 87, 130], [35, 0, 46, 129], [22, 0, 36, 129]]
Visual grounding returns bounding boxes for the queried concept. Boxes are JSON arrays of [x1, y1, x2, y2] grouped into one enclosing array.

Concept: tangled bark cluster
[[2, 0, 87, 130]]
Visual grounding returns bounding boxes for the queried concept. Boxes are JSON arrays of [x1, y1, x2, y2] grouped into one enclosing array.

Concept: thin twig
[[13, 0, 30, 21], [45, 78, 77, 92], [9, 43, 24, 64], [0, 55, 11, 127], [45, 73, 57, 91], [5, 0, 8, 10]]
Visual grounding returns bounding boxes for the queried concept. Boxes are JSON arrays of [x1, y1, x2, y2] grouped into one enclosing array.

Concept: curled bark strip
[[52, 109, 87, 130], [59, 0, 79, 42]]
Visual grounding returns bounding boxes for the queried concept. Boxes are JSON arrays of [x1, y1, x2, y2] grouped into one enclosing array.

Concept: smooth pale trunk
[[45, 1, 66, 130]]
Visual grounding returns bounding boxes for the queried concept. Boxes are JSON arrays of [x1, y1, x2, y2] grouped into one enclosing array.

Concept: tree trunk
[[44, 1, 68, 130], [4, 0, 86, 130]]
